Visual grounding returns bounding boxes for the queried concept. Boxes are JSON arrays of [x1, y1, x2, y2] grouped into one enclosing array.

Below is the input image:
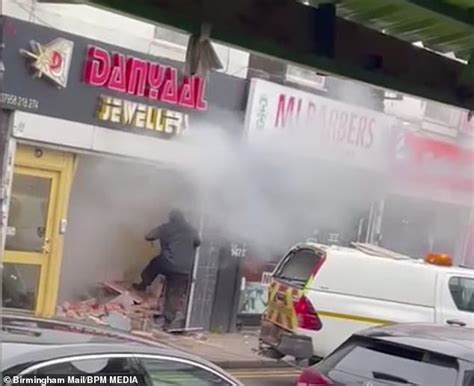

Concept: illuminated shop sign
[[83, 46, 208, 111], [3, 18, 247, 141], [96, 95, 188, 136], [20, 38, 74, 89], [245, 79, 396, 171]]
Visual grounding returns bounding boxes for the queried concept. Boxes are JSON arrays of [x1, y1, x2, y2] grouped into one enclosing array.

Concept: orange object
[[425, 253, 453, 267]]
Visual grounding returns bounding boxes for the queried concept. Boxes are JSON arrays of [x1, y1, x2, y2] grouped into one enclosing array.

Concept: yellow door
[[2, 145, 75, 317]]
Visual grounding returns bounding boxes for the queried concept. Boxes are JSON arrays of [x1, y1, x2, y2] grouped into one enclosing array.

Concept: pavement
[[145, 328, 294, 369]]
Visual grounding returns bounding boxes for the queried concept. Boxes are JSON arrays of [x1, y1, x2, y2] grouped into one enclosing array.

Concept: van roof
[[299, 242, 473, 275]]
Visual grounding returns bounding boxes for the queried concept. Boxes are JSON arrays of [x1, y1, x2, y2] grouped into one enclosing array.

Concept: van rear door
[[265, 246, 325, 332]]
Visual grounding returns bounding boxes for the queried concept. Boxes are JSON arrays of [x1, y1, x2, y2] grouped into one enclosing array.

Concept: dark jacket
[[146, 216, 200, 273]]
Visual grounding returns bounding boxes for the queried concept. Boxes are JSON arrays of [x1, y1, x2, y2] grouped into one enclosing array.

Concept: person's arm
[[145, 225, 162, 241]]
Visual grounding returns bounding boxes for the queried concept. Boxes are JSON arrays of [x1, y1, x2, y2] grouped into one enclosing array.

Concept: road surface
[[229, 367, 300, 386]]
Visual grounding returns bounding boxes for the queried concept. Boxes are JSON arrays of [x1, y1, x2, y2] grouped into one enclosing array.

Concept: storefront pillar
[[0, 111, 15, 255]]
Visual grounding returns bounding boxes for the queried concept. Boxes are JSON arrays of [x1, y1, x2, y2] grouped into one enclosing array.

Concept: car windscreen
[[273, 248, 323, 284], [316, 336, 459, 386]]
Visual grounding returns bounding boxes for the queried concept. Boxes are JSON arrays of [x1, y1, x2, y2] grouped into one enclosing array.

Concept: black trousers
[[141, 255, 189, 326]]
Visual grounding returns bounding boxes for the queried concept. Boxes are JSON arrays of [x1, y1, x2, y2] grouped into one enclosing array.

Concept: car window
[[32, 356, 136, 376], [274, 249, 322, 283], [317, 337, 459, 386], [449, 277, 474, 313], [140, 357, 233, 385], [463, 370, 474, 386]]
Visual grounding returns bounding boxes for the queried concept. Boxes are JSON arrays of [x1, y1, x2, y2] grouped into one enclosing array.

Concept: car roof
[[1, 312, 228, 376], [356, 323, 474, 363]]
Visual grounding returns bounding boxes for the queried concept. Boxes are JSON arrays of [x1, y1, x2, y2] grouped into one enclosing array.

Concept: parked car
[[1, 311, 243, 385], [297, 323, 474, 386], [260, 242, 474, 361]]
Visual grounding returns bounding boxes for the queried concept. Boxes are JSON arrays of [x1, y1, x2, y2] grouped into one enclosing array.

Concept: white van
[[259, 242, 474, 361]]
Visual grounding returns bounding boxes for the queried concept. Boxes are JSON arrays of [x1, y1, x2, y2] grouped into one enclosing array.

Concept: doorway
[[2, 145, 75, 317]]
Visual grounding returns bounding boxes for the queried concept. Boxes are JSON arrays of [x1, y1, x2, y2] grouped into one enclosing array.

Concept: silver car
[[2, 311, 243, 385]]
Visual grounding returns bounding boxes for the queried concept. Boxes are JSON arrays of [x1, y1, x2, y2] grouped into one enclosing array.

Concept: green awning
[[307, 0, 473, 61]]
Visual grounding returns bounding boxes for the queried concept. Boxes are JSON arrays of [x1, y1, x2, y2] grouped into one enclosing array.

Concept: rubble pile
[[57, 280, 165, 332]]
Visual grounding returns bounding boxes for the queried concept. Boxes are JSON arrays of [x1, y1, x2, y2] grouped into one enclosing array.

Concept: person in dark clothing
[[133, 209, 200, 327]]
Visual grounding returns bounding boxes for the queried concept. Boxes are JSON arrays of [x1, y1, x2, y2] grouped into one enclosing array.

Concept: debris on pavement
[[56, 280, 165, 332]]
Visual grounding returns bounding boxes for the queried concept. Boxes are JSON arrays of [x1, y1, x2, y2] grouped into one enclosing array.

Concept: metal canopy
[[86, 0, 473, 110], [313, 0, 474, 61]]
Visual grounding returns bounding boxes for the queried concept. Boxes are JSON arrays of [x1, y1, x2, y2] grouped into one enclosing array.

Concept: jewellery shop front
[[0, 16, 246, 324]]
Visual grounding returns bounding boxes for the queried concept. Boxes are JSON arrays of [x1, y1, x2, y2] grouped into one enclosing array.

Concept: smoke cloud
[[177, 110, 387, 258]]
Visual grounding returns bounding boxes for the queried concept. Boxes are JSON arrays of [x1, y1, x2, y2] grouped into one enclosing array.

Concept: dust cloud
[[60, 154, 199, 301], [176, 114, 388, 258], [60, 84, 472, 301]]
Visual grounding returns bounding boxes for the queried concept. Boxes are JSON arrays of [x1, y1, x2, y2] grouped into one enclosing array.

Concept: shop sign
[[96, 95, 188, 135], [231, 242, 247, 258], [1, 17, 239, 141], [20, 38, 74, 88], [17, 41, 208, 112], [244, 79, 395, 171], [393, 131, 474, 193], [83, 46, 208, 111]]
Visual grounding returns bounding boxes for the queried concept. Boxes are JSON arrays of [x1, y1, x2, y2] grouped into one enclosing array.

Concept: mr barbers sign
[[244, 79, 396, 171], [0, 17, 209, 138]]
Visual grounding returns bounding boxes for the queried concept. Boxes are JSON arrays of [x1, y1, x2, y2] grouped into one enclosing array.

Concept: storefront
[[234, 78, 397, 325], [378, 130, 474, 265], [0, 16, 247, 327]]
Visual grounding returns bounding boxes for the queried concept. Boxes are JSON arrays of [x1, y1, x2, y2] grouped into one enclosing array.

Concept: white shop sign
[[244, 79, 396, 172]]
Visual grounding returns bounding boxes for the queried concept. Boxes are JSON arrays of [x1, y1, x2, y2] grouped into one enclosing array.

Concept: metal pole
[[366, 202, 375, 243], [373, 199, 385, 245], [461, 208, 474, 267], [184, 211, 205, 329]]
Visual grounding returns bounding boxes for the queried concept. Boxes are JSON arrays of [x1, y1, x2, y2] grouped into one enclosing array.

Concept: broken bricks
[[57, 281, 164, 333]]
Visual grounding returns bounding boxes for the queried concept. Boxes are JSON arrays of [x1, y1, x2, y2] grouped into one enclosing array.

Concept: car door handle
[[446, 319, 466, 327]]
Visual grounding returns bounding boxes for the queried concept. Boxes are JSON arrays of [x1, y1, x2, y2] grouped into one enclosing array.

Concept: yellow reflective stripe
[[318, 311, 393, 325]]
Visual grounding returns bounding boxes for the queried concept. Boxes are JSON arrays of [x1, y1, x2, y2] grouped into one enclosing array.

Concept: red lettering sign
[[275, 94, 296, 128], [82, 45, 208, 111], [274, 92, 375, 149], [394, 132, 474, 193]]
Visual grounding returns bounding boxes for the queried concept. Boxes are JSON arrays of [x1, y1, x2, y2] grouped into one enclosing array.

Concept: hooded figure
[[145, 209, 201, 274], [136, 209, 200, 287], [133, 210, 200, 327]]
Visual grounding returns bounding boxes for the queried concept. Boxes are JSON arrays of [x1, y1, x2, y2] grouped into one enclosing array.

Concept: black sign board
[[0, 16, 247, 139]]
